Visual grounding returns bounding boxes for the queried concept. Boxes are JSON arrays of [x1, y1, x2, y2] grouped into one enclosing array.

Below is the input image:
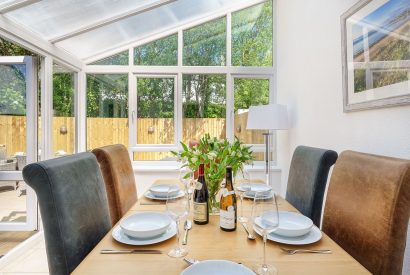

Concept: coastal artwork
[[342, 0, 410, 111]]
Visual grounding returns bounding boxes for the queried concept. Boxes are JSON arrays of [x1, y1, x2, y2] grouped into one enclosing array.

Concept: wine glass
[[235, 169, 251, 223], [179, 168, 195, 200], [252, 190, 279, 275], [166, 189, 189, 258]]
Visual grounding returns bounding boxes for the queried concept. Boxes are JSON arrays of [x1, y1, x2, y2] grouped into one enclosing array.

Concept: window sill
[[133, 163, 281, 173]]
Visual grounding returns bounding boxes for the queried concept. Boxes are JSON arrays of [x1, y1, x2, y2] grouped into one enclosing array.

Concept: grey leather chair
[[286, 145, 338, 226], [22, 152, 111, 275]]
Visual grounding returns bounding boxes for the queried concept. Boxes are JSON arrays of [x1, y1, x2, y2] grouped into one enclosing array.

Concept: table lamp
[[246, 104, 289, 186]]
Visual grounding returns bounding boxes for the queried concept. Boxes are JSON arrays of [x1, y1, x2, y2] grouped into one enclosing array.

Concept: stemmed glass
[[252, 190, 279, 275], [166, 189, 189, 258], [235, 169, 251, 223], [179, 168, 195, 201]]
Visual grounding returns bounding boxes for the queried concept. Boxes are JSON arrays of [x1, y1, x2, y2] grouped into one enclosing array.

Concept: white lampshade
[[246, 104, 289, 130]]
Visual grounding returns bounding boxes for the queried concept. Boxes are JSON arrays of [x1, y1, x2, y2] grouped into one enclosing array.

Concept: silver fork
[[280, 247, 332, 255]]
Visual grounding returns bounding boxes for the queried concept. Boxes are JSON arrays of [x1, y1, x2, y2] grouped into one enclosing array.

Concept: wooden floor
[[0, 231, 37, 257]]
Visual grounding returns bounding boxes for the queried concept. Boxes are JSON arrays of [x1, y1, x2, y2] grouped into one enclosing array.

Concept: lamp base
[[262, 132, 273, 186]]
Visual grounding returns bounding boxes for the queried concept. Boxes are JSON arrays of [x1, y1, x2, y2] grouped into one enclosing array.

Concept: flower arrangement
[[172, 134, 254, 212]]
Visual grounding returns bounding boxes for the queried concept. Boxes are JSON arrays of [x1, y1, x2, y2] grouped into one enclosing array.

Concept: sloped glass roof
[[1, 0, 254, 60]]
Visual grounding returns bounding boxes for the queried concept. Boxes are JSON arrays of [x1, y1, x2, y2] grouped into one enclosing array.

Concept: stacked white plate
[[113, 212, 176, 245], [254, 211, 322, 245], [239, 183, 272, 199], [144, 184, 185, 200]]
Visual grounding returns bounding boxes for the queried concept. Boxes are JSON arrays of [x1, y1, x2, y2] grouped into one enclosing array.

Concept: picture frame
[[341, 0, 410, 112]]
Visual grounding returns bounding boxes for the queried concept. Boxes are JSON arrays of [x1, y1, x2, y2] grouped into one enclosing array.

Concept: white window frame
[[0, 56, 38, 231], [129, 74, 179, 160], [83, 0, 276, 168]]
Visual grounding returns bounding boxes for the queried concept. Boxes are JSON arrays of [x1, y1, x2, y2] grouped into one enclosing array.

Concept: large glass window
[[136, 77, 175, 144], [183, 17, 226, 66], [134, 34, 177, 66], [234, 78, 270, 145], [232, 1, 273, 66], [90, 51, 129, 66], [53, 63, 75, 156], [182, 74, 226, 143], [86, 74, 128, 149]]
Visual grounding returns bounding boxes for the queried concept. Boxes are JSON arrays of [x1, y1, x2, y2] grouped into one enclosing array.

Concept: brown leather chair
[[92, 144, 138, 225], [322, 151, 410, 275]]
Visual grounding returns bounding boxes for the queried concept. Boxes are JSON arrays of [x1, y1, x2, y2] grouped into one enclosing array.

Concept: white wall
[[276, 0, 410, 273]]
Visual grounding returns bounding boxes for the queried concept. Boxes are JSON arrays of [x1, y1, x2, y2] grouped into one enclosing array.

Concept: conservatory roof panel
[[0, 0, 257, 60]]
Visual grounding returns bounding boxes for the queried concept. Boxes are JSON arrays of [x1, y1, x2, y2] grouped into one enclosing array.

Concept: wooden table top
[[73, 179, 370, 275]]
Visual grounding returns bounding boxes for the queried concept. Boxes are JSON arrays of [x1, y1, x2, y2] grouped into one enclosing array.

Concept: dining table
[[73, 179, 370, 275]]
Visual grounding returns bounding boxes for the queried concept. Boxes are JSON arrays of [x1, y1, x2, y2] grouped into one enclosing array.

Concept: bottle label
[[195, 182, 203, 190], [222, 188, 235, 197], [193, 202, 207, 222], [220, 206, 235, 229]]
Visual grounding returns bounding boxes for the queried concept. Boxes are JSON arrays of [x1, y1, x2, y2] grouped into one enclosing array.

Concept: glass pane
[[86, 74, 128, 150], [53, 63, 75, 156], [234, 78, 270, 144], [0, 64, 26, 158], [183, 17, 226, 66], [182, 74, 226, 143], [232, 1, 273, 66], [0, 180, 27, 223], [90, 51, 128, 66], [6, 0, 161, 39], [134, 34, 177, 66], [133, 151, 175, 161], [137, 77, 175, 144]]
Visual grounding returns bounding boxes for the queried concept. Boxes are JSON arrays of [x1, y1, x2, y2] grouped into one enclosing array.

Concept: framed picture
[[341, 0, 410, 112]]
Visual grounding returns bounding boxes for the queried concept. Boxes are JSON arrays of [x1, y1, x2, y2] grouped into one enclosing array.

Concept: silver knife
[[101, 249, 162, 254]]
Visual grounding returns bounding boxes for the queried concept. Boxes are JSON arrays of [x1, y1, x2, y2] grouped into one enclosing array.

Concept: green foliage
[[53, 73, 75, 116], [171, 134, 254, 210], [234, 78, 269, 112], [0, 38, 34, 56], [183, 17, 226, 66], [0, 64, 26, 115], [86, 74, 128, 118], [232, 1, 273, 66], [137, 78, 174, 118], [134, 34, 177, 66], [182, 74, 226, 118]]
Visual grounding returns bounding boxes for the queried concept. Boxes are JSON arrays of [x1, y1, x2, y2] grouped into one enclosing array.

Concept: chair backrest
[[323, 150, 410, 275], [92, 144, 137, 225], [22, 153, 111, 275], [286, 145, 338, 226]]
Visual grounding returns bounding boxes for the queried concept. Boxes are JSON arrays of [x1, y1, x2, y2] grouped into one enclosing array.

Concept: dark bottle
[[219, 166, 237, 231], [193, 163, 209, 225]]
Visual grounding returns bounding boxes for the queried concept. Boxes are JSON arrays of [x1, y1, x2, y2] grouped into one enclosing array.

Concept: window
[[136, 77, 175, 145], [182, 74, 226, 143], [84, 1, 276, 164], [90, 51, 129, 65], [86, 74, 128, 150], [234, 78, 270, 145], [134, 34, 177, 66], [232, 1, 273, 66], [183, 17, 226, 66], [53, 63, 75, 155]]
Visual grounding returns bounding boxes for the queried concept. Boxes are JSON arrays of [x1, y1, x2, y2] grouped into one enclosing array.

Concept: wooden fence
[[0, 113, 265, 160]]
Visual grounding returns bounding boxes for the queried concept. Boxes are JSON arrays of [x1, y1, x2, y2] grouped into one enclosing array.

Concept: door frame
[[0, 56, 38, 231]]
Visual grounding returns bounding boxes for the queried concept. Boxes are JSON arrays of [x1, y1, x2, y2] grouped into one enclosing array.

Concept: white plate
[[150, 184, 180, 198], [253, 218, 322, 245], [120, 212, 172, 239], [113, 221, 176, 245], [273, 211, 313, 237], [144, 190, 185, 201], [181, 260, 255, 275], [242, 184, 272, 199]]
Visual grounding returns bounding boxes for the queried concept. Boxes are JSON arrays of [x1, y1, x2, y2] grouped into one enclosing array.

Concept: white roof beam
[[50, 0, 176, 44], [0, 0, 40, 14], [0, 15, 83, 70]]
